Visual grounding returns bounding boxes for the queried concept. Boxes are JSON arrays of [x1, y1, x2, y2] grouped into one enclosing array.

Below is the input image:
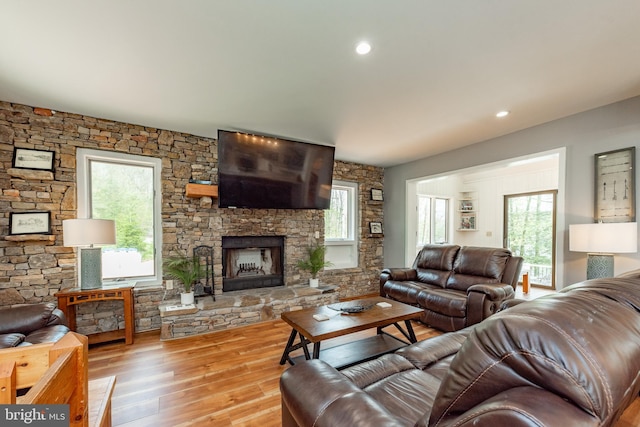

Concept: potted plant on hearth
[[164, 252, 205, 305], [297, 243, 333, 287]]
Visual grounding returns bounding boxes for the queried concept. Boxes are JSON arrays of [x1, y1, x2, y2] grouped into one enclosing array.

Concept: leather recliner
[[0, 302, 70, 348], [281, 273, 640, 426], [380, 244, 523, 331]]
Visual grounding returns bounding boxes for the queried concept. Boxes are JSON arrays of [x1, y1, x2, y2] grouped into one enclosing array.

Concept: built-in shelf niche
[[457, 191, 477, 231]]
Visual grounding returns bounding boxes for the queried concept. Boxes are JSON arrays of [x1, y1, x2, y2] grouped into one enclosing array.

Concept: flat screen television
[[217, 130, 335, 209]]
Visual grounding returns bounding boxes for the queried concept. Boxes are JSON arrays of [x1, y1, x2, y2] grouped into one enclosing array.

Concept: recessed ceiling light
[[356, 41, 371, 55], [496, 110, 510, 118]]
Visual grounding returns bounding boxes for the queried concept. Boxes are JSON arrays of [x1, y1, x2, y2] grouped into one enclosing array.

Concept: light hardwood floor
[[88, 318, 640, 427]]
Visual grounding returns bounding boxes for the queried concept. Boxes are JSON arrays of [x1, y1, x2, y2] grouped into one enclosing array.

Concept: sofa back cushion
[[0, 303, 55, 335], [412, 245, 460, 288], [446, 246, 510, 291], [429, 278, 640, 426]]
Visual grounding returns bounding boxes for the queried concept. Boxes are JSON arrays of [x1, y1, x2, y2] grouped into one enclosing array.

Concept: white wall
[[453, 153, 559, 248], [384, 95, 640, 287]]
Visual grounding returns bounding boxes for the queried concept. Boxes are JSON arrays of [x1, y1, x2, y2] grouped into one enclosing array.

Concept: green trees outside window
[[90, 161, 155, 279]]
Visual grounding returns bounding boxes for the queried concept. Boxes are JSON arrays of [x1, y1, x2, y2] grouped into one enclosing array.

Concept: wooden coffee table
[[279, 296, 423, 369]]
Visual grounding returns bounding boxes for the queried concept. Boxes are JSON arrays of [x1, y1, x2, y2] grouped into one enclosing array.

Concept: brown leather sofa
[[0, 303, 70, 348], [281, 273, 640, 426], [380, 244, 523, 331]]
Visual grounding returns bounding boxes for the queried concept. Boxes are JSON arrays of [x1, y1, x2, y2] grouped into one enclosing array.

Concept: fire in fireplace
[[222, 236, 285, 292]]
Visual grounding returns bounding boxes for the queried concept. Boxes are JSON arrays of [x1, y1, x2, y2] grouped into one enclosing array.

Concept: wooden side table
[[56, 283, 135, 345]]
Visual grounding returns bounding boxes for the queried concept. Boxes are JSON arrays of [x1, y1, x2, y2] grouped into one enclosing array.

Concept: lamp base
[[80, 247, 103, 290], [586, 253, 614, 280]]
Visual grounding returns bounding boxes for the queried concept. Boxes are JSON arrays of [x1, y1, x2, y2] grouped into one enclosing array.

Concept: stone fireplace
[[222, 236, 285, 292]]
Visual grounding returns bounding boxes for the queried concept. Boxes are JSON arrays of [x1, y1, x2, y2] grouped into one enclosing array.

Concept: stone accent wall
[[160, 286, 339, 340], [0, 101, 384, 335]]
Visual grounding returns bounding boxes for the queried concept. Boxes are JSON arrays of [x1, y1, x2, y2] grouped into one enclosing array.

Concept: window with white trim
[[324, 181, 358, 269], [77, 149, 162, 286], [416, 195, 450, 252]]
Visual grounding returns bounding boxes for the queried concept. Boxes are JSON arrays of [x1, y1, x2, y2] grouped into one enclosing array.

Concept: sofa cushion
[[0, 333, 26, 348], [413, 245, 460, 270], [421, 310, 466, 332], [394, 327, 471, 369], [339, 331, 471, 426], [416, 288, 467, 318], [415, 269, 452, 288], [281, 359, 401, 427], [359, 365, 440, 425], [383, 281, 439, 305], [446, 247, 510, 291], [452, 246, 510, 278], [0, 303, 56, 335], [25, 325, 70, 345]]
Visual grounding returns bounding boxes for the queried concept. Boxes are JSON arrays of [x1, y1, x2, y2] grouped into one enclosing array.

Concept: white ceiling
[[2, 1, 640, 167]]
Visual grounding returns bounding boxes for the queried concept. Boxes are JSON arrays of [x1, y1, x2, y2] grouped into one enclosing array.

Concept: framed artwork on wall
[[369, 221, 383, 235], [594, 146, 635, 223], [9, 211, 52, 235], [12, 148, 55, 171], [370, 189, 384, 201]]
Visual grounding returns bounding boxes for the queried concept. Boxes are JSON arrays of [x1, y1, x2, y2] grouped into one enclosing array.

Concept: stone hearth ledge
[[159, 284, 339, 340]]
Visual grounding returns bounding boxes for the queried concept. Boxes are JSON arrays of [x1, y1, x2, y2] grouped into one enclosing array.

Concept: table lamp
[[569, 222, 637, 279], [63, 219, 116, 289]]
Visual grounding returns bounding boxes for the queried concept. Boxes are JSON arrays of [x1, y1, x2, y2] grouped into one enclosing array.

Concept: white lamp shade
[[569, 222, 638, 254], [63, 219, 116, 247]]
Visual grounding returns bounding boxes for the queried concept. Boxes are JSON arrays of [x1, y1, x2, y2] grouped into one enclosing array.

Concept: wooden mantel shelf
[[5, 234, 56, 243], [186, 183, 218, 199]]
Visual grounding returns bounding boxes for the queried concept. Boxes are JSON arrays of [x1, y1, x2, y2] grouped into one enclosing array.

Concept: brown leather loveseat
[[0, 302, 70, 348], [380, 244, 523, 331], [281, 273, 640, 426]]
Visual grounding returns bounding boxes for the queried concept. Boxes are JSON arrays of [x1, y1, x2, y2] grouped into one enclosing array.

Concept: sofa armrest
[[47, 308, 68, 327], [0, 333, 26, 348], [466, 283, 515, 326], [280, 359, 402, 427], [467, 283, 514, 300], [380, 268, 418, 295]]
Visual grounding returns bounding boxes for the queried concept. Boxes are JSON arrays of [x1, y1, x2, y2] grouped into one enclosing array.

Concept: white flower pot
[[181, 291, 195, 305], [309, 278, 319, 288]]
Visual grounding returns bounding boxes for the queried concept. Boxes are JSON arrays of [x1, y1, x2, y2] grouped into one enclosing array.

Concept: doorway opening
[[404, 148, 565, 284]]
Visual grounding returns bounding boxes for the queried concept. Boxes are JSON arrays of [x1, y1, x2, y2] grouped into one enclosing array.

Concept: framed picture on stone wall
[[370, 189, 384, 201], [369, 221, 383, 235], [9, 211, 52, 235], [12, 148, 55, 171]]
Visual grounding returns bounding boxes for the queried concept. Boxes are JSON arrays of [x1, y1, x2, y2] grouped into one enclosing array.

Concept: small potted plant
[[297, 243, 332, 287], [164, 252, 205, 305]]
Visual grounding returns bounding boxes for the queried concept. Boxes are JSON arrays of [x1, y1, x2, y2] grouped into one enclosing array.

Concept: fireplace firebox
[[222, 236, 285, 292]]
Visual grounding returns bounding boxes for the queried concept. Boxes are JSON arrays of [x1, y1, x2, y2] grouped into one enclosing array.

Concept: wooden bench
[[0, 332, 116, 427]]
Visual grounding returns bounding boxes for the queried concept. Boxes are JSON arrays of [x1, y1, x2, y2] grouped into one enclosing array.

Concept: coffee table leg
[[312, 341, 321, 359], [381, 321, 418, 344], [301, 335, 311, 360], [405, 320, 417, 343], [280, 329, 298, 365]]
